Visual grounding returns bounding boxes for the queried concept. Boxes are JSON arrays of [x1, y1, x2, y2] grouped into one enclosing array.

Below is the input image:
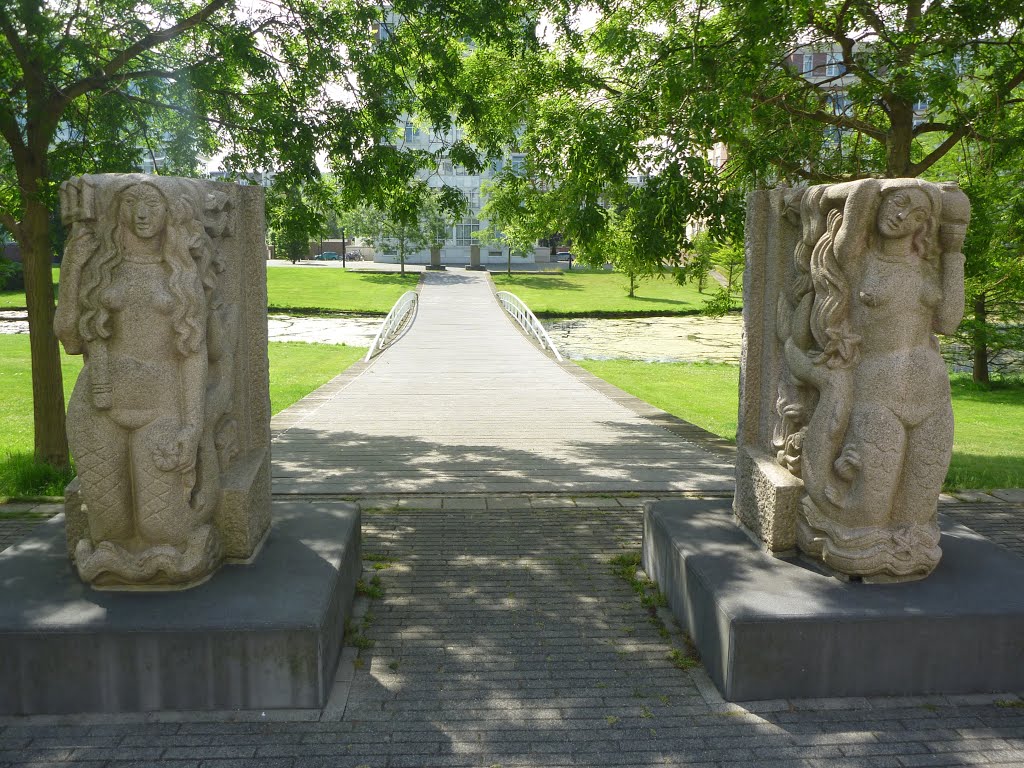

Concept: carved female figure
[[782, 179, 968, 581], [56, 178, 223, 588]]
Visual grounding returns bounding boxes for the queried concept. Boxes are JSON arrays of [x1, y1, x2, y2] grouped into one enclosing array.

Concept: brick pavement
[[2, 494, 1024, 767]]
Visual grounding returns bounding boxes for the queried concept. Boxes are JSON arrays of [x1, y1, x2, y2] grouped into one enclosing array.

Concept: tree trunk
[[885, 101, 914, 178], [972, 293, 989, 384], [628, 271, 636, 298], [21, 195, 70, 468]]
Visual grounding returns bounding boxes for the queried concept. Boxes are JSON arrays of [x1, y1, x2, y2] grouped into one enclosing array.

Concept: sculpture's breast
[[106, 261, 182, 417]]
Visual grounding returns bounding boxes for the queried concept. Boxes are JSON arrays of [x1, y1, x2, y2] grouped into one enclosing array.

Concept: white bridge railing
[[495, 291, 563, 361], [365, 291, 419, 361]]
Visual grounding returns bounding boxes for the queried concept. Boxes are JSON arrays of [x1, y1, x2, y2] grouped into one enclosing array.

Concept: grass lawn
[[267, 341, 365, 414], [0, 335, 365, 499], [0, 267, 60, 309], [1, 266, 417, 314], [578, 359, 1024, 491], [267, 267, 419, 313], [491, 270, 729, 316]]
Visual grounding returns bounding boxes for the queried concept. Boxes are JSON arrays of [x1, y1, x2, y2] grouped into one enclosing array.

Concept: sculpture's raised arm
[[933, 183, 969, 335]]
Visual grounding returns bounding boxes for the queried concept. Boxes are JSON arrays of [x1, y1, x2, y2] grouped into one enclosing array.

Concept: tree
[[676, 231, 717, 294], [925, 125, 1024, 382], [1, 0, 544, 468], [0, 0, 340, 466], [265, 175, 339, 263], [343, 185, 453, 274], [455, 0, 1024, 265]]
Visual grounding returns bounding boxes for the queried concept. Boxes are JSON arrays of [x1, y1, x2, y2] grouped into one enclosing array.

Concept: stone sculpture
[[736, 178, 969, 582], [55, 174, 271, 590]]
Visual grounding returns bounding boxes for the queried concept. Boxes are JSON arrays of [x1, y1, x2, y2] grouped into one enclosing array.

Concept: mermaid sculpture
[[55, 175, 244, 589], [774, 179, 968, 581]]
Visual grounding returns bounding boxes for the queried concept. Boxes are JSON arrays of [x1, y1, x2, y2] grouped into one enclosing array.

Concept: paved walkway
[[2, 270, 1023, 767], [270, 270, 734, 495]]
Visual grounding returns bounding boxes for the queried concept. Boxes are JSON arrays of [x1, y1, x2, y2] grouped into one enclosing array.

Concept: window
[[455, 221, 479, 246], [827, 92, 852, 116], [825, 53, 844, 77], [509, 154, 526, 174], [802, 53, 815, 75], [913, 96, 930, 112]]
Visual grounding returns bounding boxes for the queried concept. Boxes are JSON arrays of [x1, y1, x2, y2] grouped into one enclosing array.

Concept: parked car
[[316, 251, 340, 261]]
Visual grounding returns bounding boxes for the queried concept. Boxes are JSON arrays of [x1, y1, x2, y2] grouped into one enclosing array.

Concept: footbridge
[[271, 269, 734, 495]]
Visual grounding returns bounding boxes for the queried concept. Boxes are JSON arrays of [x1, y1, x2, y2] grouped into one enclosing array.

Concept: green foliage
[[341, 185, 454, 273], [676, 233, 744, 315], [675, 232, 716, 294], [925, 126, 1024, 382], [1, 0, 545, 464], [266, 176, 341, 263], [454, 0, 1024, 284], [0, 257, 21, 289], [356, 574, 384, 600]]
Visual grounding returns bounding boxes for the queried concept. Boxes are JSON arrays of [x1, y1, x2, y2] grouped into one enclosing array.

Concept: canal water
[[0, 312, 383, 348], [541, 315, 744, 363]]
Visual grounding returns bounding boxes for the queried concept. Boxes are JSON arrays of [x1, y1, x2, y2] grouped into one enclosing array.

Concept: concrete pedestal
[[426, 245, 446, 271], [0, 501, 361, 714], [644, 499, 1024, 701], [465, 244, 487, 271]]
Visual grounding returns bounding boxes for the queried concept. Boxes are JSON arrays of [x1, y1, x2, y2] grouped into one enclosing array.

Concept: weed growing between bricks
[[345, 553, 393, 666], [610, 551, 702, 671]]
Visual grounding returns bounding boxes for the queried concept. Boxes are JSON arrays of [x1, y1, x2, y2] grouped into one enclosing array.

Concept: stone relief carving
[[770, 179, 969, 581], [55, 174, 270, 590]]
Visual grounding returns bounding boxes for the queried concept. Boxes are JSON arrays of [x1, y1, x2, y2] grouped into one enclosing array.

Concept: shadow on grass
[[347, 272, 421, 286], [492, 274, 586, 291]]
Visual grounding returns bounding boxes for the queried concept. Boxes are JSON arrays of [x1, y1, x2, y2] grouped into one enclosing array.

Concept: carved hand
[[152, 425, 201, 474], [833, 448, 862, 481]]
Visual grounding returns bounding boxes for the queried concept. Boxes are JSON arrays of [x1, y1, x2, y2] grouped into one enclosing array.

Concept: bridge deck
[[271, 269, 734, 495]]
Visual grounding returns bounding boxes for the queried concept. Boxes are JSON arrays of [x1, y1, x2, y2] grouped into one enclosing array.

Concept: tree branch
[[58, 0, 232, 105], [908, 128, 968, 176], [0, 104, 26, 158], [0, 6, 29, 72], [0, 207, 20, 240], [913, 120, 958, 135], [770, 96, 888, 143]]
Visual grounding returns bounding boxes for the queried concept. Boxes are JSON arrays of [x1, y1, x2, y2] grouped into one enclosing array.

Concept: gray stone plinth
[[465, 245, 486, 270], [426, 245, 446, 270], [643, 498, 1024, 702], [0, 500, 360, 714]]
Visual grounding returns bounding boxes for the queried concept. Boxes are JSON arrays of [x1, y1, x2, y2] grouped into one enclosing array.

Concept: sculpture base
[[644, 499, 1024, 701], [425, 264, 447, 271], [0, 500, 360, 714], [464, 264, 488, 271]]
